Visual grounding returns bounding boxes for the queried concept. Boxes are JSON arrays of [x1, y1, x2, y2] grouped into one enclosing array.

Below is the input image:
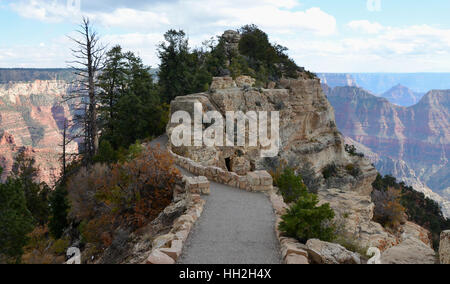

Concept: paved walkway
[[151, 136, 281, 264]]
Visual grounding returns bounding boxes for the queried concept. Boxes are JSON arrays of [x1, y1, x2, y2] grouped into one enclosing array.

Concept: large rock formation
[[167, 75, 406, 249], [0, 80, 78, 184], [325, 85, 450, 217]]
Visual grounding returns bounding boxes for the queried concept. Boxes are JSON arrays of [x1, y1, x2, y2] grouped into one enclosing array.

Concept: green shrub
[[345, 164, 361, 178], [345, 144, 364, 157], [93, 140, 118, 164], [51, 238, 70, 255], [275, 168, 308, 203], [334, 236, 369, 258], [322, 164, 338, 179], [279, 193, 335, 243], [372, 174, 450, 250]]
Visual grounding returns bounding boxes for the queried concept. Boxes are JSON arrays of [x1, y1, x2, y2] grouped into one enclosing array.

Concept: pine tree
[[0, 174, 34, 263], [99, 47, 168, 150], [157, 30, 193, 103], [98, 45, 128, 138], [49, 185, 70, 239], [12, 150, 50, 225]]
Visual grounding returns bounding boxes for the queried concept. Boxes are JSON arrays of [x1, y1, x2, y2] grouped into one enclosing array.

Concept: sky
[[1, 0, 450, 72]]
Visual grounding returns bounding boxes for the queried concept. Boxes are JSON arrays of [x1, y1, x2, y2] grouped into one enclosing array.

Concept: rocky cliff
[[324, 85, 450, 217], [0, 80, 78, 184], [166, 75, 436, 253]]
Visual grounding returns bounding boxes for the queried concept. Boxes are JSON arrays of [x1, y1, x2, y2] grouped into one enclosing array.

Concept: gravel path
[[151, 136, 282, 264], [178, 181, 281, 264]]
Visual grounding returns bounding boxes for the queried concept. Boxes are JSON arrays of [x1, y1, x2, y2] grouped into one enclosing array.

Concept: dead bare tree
[[66, 17, 106, 164]]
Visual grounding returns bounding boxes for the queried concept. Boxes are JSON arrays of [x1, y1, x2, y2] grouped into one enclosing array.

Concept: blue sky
[[1, 0, 450, 72]]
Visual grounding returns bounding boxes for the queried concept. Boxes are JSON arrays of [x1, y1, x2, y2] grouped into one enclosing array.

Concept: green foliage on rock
[[279, 193, 335, 243], [372, 174, 450, 250], [275, 167, 336, 243], [237, 24, 301, 83], [322, 163, 338, 179], [276, 168, 308, 203]]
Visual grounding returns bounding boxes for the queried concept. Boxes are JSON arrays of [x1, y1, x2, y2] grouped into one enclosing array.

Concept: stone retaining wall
[[440, 230, 450, 264], [168, 149, 273, 192], [146, 193, 207, 264]]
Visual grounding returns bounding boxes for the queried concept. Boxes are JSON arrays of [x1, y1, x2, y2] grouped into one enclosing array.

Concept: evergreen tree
[[158, 29, 210, 103], [0, 173, 34, 263], [275, 168, 308, 203], [12, 150, 50, 225], [48, 185, 70, 239], [99, 46, 168, 151], [98, 45, 128, 138]]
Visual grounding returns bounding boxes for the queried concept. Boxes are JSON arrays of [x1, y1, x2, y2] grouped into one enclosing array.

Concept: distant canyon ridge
[[0, 69, 78, 185], [321, 73, 450, 217]]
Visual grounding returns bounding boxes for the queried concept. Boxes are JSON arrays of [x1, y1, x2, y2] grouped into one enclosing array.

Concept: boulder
[[210, 77, 236, 91], [146, 249, 175, 264], [174, 230, 190, 243], [318, 188, 397, 250], [269, 191, 289, 216], [159, 199, 187, 226], [285, 254, 309, 264], [439, 230, 450, 264], [381, 238, 436, 264], [235, 75, 256, 88], [160, 239, 183, 261], [152, 234, 175, 250], [401, 221, 432, 247], [282, 242, 308, 259], [306, 239, 361, 264]]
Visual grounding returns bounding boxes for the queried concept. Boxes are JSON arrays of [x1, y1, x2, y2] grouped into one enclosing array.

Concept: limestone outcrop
[[381, 238, 436, 264]]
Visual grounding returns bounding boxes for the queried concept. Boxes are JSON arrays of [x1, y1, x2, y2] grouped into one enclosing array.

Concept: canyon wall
[[325, 85, 450, 217], [0, 80, 78, 185]]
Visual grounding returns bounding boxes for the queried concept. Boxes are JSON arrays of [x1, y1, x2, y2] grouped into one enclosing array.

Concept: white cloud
[[288, 22, 450, 72], [93, 8, 170, 30], [348, 20, 383, 34], [5, 1, 450, 72], [9, 0, 336, 36], [102, 33, 164, 66], [10, 0, 82, 23]]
